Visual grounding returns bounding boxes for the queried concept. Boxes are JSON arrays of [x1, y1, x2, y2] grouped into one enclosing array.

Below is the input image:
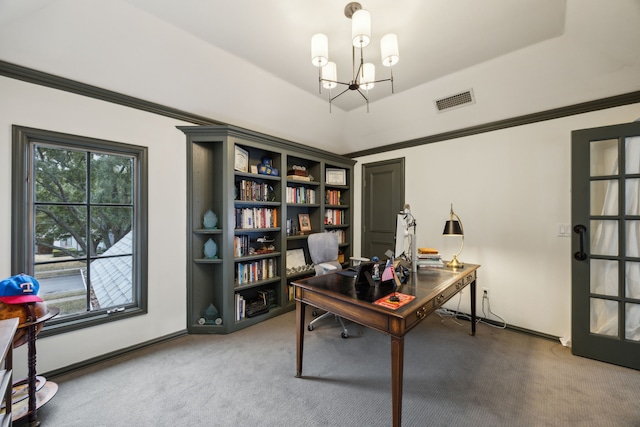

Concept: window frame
[[11, 125, 148, 336]]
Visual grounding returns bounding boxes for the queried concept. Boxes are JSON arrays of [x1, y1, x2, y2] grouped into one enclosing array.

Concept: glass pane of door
[[625, 303, 640, 341], [590, 220, 618, 256], [591, 180, 618, 215], [590, 259, 618, 296], [590, 139, 618, 176], [590, 298, 618, 336]]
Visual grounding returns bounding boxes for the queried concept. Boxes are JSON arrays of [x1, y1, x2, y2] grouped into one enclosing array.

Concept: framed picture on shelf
[[298, 213, 311, 232], [326, 168, 346, 185], [234, 146, 249, 172]]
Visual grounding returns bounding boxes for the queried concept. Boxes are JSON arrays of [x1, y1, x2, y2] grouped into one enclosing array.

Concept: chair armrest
[[317, 263, 338, 271], [350, 256, 370, 266]]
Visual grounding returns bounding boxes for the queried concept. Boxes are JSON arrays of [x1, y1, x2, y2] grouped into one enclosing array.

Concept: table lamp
[[442, 204, 464, 268]]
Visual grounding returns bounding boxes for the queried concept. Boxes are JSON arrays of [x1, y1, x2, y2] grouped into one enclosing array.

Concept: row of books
[[234, 235, 251, 257], [234, 207, 278, 229], [236, 179, 274, 202], [235, 258, 277, 285], [325, 209, 345, 225], [325, 189, 343, 205], [286, 186, 316, 204]]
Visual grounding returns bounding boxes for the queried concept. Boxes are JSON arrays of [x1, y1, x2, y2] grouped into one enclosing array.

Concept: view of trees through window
[[33, 143, 135, 318]]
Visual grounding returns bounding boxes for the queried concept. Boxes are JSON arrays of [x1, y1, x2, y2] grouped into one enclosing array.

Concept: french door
[[571, 121, 640, 370]]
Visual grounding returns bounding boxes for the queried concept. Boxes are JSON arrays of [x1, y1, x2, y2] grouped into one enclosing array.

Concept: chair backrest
[[307, 233, 342, 275]]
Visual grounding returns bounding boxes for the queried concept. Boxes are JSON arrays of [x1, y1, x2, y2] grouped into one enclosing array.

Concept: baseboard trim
[[42, 329, 189, 379], [444, 310, 561, 343]]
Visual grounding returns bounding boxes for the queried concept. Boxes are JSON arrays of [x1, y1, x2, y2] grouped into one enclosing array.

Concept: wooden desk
[[293, 263, 479, 427]]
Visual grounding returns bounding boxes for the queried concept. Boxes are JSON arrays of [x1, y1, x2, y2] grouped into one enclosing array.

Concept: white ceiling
[[1, 0, 639, 154]]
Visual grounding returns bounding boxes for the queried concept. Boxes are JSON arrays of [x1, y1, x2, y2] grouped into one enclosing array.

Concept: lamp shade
[[381, 33, 399, 67], [360, 63, 375, 90], [321, 62, 338, 89], [443, 220, 463, 235], [311, 33, 328, 67], [351, 9, 371, 47]]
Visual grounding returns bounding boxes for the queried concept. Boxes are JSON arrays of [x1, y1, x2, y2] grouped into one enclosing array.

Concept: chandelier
[[311, 2, 399, 112]]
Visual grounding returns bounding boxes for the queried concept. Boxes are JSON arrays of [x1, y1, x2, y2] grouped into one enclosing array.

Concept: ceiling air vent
[[434, 89, 475, 113]]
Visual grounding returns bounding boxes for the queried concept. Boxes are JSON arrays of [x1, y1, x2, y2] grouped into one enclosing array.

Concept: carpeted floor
[[18, 310, 640, 426]]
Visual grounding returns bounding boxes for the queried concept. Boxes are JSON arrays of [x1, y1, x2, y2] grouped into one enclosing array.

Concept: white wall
[[353, 103, 640, 340], [0, 76, 189, 377], [2, 70, 639, 376]]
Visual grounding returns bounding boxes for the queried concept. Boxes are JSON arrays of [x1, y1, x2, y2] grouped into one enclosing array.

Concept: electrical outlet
[[482, 287, 489, 298]]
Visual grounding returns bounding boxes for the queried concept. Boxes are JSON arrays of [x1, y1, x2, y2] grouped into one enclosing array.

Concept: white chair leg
[[308, 311, 349, 338]]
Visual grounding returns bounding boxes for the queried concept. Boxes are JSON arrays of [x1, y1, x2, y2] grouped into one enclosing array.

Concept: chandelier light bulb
[[360, 63, 375, 90], [381, 33, 399, 67], [322, 62, 338, 89], [351, 9, 371, 48], [311, 33, 329, 67]]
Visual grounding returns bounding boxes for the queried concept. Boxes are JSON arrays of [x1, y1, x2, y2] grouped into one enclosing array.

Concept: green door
[[361, 158, 405, 259], [571, 121, 640, 370]]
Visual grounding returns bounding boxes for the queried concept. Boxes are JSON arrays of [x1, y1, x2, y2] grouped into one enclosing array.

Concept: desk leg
[[470, 280, 476, 336], [295, 300, 306, 378], [391, 335, 404, 427]]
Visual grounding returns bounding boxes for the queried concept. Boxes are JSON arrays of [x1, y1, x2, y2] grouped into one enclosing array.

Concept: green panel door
[[362, 158, 404, 259], [571, 121, 640, 370]]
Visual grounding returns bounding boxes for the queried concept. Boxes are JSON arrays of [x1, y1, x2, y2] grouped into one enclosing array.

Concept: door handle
[[574, 224, 588, 261]]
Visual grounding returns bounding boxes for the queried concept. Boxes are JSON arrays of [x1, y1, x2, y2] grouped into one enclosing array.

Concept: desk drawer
[[406, 271, 476, 330]]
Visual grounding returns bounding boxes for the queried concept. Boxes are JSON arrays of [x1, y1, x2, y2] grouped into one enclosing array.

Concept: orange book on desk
[[374, 293, 415, 310]]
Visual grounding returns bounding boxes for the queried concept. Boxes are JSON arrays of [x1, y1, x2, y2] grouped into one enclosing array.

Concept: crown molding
[[345, 90, 640, 158], [0, 60, 222, 126], [2, 59, 639, 158]]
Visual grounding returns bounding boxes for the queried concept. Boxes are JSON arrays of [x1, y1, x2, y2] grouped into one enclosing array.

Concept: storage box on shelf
[[180, 125, 354, 333]]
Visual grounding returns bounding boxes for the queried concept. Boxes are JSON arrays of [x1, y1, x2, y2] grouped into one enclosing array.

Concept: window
[[12, 126, 148, 335]]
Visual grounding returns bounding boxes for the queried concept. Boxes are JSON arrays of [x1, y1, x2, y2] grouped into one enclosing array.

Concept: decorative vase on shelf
[[203, 209, 218, 229], [203, 238, 218, 259]]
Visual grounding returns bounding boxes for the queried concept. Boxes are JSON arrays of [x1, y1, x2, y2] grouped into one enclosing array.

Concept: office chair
[[306, 232, 349, 338]]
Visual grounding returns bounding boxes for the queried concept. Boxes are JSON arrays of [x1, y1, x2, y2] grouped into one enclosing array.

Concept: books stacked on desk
[[417, 247, 444, 268]]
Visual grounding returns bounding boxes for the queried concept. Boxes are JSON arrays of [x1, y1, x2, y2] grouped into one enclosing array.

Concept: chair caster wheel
[[341, 331, 348, 339], [308, 325, 314, 331]]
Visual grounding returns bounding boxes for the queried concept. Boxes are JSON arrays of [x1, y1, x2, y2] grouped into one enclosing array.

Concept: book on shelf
[[235, 293, 245, 321], [287, 175, 311, 181]]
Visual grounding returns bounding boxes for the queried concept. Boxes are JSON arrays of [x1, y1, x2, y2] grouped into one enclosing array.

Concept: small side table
[[12, 307, 59, 427]]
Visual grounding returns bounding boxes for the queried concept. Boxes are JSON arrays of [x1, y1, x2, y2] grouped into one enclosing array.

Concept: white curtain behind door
[[590, 136, 640, 341]]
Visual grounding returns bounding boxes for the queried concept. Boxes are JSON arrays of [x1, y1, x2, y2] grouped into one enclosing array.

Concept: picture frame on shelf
[[234, 146, 249, 172], [298, 213, 311, 232], [326, 168, 346, 185]]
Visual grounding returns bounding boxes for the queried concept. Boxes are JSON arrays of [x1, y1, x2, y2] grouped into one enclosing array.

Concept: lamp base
[[446, 255, 464, 269]]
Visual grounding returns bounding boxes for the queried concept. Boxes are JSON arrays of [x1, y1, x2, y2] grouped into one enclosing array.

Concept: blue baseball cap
[[0, 274, 43, 304]]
